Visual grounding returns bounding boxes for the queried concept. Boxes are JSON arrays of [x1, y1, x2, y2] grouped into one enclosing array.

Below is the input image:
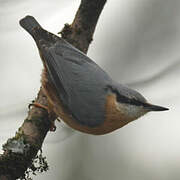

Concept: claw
[[50, 123, 56, 132], [57, 117, 61, 122]]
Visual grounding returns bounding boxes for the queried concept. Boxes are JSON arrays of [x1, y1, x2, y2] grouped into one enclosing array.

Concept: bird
[[19, 15, 169, 135]]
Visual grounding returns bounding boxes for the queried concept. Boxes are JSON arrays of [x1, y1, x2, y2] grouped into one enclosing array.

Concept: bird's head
[[108, 84, 169, 122]]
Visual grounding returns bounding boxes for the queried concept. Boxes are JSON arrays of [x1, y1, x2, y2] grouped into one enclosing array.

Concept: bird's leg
[[28, 102, 57, 131]]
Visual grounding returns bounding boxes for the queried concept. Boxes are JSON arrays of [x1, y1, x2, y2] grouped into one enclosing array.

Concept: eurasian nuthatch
[[20, 16, 169, 135]]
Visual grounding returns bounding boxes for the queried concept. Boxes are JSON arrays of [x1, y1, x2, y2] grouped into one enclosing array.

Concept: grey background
[[0, 0, 179, 179]]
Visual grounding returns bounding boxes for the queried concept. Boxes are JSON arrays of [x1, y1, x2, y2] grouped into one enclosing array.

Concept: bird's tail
[[19, 15, 42, 38]]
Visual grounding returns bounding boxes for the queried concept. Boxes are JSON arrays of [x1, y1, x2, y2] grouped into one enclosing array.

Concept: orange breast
[[41, 69, 131, 135]]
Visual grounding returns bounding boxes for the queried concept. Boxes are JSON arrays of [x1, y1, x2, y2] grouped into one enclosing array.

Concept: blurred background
[[0, 0, 179, 179]]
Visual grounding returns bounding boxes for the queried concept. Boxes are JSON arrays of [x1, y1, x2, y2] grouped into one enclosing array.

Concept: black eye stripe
[[107, 85, 144, 106], [116, 94, 143, 106]]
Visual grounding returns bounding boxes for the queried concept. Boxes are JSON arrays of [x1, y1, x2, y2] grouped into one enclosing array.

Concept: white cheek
[[117, 103, 147, 119]]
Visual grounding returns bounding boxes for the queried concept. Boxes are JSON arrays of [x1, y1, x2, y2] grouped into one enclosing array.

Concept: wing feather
[[40, 40, 113, 127]]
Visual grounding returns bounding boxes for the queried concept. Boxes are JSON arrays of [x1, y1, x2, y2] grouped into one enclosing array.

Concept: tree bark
[[0, 0, 107, 179]]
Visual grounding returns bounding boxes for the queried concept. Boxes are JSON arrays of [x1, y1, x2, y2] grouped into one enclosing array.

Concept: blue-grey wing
[[40, 39, 113, 127]]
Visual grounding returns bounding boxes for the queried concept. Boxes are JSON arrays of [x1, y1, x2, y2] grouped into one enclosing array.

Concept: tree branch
[[0, 0, 107, 179]]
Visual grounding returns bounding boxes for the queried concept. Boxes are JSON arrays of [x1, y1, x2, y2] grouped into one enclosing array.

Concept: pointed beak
[[144, 103, 169, 111]]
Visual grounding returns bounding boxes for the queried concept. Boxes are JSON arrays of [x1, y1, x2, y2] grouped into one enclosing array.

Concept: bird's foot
[[28, 102, 56, 132], [29, 102, 49, 112]]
